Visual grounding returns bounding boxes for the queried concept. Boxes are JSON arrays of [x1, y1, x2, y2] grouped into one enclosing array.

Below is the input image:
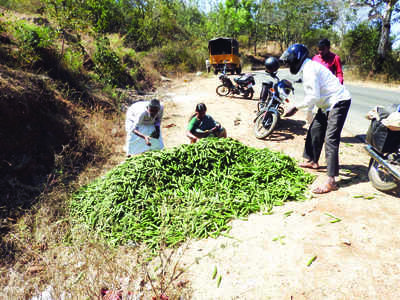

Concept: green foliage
[[0, 14, 4, 34], [62, 47, 84, 74], [154, 41, 207, 73], [13, 20, 55, 65], [1, 0, 42, 12], [3, 0, 397, 85], [302, 28, 340, 54], [70, 138, 314, 248], [124, 14, 159, 51], [14, 20, 54, 49], [270, 0, 339, 48], [341, 22, 380, 73], [93, 35, 128, 86], [380, 51, 400, 80], [123, 1, 190, 52], [42, 0, 87, 33], [84, 0, 124, 33]]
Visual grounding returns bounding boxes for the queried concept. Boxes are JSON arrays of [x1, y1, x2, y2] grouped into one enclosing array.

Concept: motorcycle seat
[[234, 74, 255, 85]]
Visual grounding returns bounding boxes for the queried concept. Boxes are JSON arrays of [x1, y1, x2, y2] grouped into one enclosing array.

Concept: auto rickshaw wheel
[[213, 69, 218, 75], [236, 66, 242, 75]]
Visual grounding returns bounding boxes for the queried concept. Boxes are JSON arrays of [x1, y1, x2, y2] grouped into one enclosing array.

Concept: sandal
[[312, 183, 338, 194], [299, 161, 320, 169]]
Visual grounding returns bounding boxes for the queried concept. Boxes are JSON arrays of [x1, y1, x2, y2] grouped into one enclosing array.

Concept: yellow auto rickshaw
[[208, 37, 242, 75]]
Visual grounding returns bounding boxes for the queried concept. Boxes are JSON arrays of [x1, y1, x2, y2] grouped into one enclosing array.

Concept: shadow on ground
[[338, 164, 370, 187], [264, 119, 308, 141], [341, 134, 366, 144]]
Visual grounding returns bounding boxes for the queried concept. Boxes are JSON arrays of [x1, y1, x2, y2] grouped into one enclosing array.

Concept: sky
[[392, 23, 400, 49], [357, 6, 400, 49]]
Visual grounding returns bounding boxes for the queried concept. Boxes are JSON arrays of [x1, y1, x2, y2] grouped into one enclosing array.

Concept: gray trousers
[[303, 100, 351, 177]]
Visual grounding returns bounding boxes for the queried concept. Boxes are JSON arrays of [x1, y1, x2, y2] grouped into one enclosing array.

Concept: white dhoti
[[125, 124, 164, 155]]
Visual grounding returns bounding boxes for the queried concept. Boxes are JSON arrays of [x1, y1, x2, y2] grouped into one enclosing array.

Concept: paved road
[[251, 69, 400, 137]]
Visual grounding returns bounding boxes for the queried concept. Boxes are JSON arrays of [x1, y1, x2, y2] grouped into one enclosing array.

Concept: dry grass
[[0, 101, 192, 299], [344, 68, 400, 89], [2, 233, 191, 299]]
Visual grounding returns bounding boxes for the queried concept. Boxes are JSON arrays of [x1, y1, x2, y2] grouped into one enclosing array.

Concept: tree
[[41, 0, 87, 57], [259, 0, 339, 50], [342, 21, 380, 72], [348, 0, 400, 71]]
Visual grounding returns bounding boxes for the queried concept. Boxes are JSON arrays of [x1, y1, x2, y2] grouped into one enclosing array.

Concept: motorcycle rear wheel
[[254, 111, 278, 139], [368, 158, 398, 192], [216, 85, 230, 96]]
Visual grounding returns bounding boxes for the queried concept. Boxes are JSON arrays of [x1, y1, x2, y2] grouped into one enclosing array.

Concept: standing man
[[125, 99, 164, 156], [281, 44, 351, 194], [206, 59, 211, 73], [312, 38, 344, 84]]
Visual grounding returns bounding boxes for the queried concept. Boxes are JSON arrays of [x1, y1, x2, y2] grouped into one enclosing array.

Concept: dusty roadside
[[155, 73, 400, 299]]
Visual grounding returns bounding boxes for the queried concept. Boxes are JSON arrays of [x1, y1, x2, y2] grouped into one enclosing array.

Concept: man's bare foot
[[299, 161, 320, 169], [312, 182, 338, 194]]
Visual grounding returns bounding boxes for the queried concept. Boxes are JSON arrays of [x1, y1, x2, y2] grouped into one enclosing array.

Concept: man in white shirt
[[281, 44, 351, 194], [125, 99, 164, 156]]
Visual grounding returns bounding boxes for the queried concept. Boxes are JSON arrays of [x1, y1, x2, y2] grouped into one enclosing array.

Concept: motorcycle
[[216, 66, 255, 99], [364, 104, 400, 192], [253, 69, 294, 139]]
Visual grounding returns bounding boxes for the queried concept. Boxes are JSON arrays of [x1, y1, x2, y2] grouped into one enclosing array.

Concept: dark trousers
[[303, 100, 351, 177]]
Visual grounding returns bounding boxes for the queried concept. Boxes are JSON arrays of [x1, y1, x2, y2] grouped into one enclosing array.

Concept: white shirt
[[125, 101, 164, 133], [297, 58, 351, 112]]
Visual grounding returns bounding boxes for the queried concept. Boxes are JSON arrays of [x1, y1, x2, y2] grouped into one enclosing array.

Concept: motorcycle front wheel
[[368, 158, 398, 192], [216, 85, 230, 96], [254, 110, 278, 139]]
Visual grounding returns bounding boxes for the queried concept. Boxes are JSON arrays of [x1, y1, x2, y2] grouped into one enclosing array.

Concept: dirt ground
[[150, 72, 400, 300]]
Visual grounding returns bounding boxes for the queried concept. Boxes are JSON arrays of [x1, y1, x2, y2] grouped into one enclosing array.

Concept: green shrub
[[341, 22, 380, 74], [62, 47, 84, 74], [381, 51, 400, 81], [93, 35, 129, 86], [0, 14, 4, 34], [13, 20, 55, 65], [154, 41, 207, 73]]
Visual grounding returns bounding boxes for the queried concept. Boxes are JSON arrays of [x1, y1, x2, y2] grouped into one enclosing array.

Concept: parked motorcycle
[[364, 104, 400, 192], [253, 65, 294, 139], [216, 67, 255, 99]]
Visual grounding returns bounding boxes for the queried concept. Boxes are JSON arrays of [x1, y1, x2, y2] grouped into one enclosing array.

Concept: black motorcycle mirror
[[294, 78, 302, 83]]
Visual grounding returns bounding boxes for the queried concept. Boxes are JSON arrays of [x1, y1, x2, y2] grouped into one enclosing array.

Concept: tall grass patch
[[70, 138, 314, 249]]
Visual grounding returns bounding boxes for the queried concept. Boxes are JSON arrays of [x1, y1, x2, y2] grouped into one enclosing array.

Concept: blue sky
[[392, 23, 400, 49]]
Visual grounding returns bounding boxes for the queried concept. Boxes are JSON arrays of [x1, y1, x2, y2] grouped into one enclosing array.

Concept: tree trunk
[[253, 27, 257, 56], [375, 0, 395, 72]]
